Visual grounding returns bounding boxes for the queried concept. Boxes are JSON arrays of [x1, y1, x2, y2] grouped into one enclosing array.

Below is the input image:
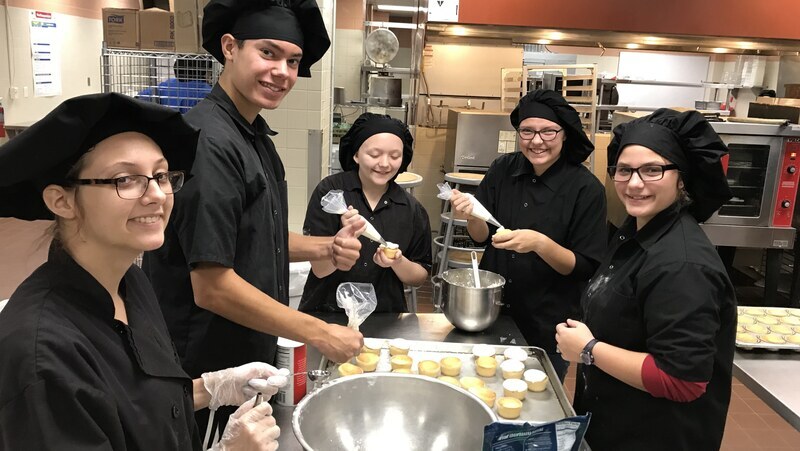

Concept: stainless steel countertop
[[272, 313, 527, 450], [733, 350, 800, 430]]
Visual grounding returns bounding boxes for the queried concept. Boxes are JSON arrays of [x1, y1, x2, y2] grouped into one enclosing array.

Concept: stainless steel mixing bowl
[[432, 268, 506, 332], [292, 373, 497, 450]]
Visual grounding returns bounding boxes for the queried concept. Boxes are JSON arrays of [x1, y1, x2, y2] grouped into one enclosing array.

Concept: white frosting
[[524, 369, 547, 383], [385, 241, 399, 249], [472, 344, 496, 358], [503, 378, 528, 392], [364, 338, 385, 350], [390, 338, 410, 350], [503, 347, 528, 361], [500, 359, 525, 373]]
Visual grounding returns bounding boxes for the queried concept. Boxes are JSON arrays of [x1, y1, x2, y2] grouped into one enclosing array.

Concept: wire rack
[[101, 45, 222, 113]]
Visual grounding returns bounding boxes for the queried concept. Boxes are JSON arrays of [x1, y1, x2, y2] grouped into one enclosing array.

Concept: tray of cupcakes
[[327, 338, 575, 424], [736, 306, 800, 351]]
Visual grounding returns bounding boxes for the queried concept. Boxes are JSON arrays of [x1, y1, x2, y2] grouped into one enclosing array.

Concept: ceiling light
[[642, 36, 662, 44], [537, 39, 552, 45], [548, 32, 564, 40], [711, 47, 729, 53], [736, 41, 756, 49], [449, 26, 468, 36], [625, 43, 640, 49], [375, 5, 417, 13]]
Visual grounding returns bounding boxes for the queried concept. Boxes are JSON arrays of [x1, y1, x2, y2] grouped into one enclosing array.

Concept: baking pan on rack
[[736, 306, 800, 351]]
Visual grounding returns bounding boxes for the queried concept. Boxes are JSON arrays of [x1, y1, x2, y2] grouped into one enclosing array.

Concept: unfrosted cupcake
[[339, 362, 364, 376], [475, 356, 498, 377], [356, 353, 379, 372], [460, 376, 485, 390], [523, 369, 548, 392], [389, 338, 410, 356], [390, 354, 413, 371], [500, 359, 525, 380], [469, 386, 497, 408], [497, 397, 523, 419], [502, 378, 528, 401], [418, 360, 440, 377], [440, 356, 462, 376], [438, 376, 461, 387]]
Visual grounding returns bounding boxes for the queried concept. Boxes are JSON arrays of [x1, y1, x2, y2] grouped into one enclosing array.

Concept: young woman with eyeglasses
[[555, 109, 736, 451], [0, 94, 286, 450], [449, 89, 607, 381]]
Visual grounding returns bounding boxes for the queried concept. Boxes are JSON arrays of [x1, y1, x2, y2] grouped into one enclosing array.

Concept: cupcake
[[500, 359, 525, 380], [390, 354, 413, 371], [503, 347, 528, 362], [770, 324, 794, 335], [380, 241, 400, 259], [438, 376, 461, 387], [361, 338, 384, 355], [339, 362, 364, 376], [459, 376, 485, 390], [475, 356, 498, 377], [745, 324, 769, 334], [356, 353, 379, 372], [523, 369, 548, 392], [392, 368, 412, 374], [472, 344, 496, 359], [440, 356, 462, 376], [469, 386, 497, 408], [756, 316, 779, 326], [737, 315, 756, 325], [493, 227, 513, 237], [736, 332, 759, 344], [418, 360, 441, 377], [502, 378, 528, 401], [389, 338, 410, 356], [497, 397, 523, 419], [761, 334, 786, 345], [766, 308, 788, 317]]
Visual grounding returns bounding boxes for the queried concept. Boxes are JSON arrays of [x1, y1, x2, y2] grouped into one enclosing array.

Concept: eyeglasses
[[66, 171, 185, 199], [608, 164, 679, 182], [517, 128, 562, 141]]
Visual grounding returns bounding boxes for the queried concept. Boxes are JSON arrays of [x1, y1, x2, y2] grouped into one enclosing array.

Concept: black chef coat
[[0, 245, 199, 450], [573, 204, 736, 451], [299, 170, 432, 312], [474, 153, 606, 353], [143, 83, 289, 379]]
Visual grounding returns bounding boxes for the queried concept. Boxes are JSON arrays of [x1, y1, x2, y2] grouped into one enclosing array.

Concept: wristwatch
[[580, 338, 599, 366]]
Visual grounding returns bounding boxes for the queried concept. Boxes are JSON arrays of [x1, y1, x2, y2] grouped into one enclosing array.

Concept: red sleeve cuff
[[641, 354, 708, 402]]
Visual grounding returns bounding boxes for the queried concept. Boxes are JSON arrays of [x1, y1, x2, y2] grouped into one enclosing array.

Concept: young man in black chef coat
[[143, 0, 364, 433]]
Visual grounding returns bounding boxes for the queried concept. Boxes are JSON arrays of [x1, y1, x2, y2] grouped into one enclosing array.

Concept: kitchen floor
[[1, 218, 799, 449]]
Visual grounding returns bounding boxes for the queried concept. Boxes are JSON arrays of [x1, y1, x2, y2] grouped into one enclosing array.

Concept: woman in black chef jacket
[[300, 113, 432, 312], [450, 90, 607, 380], [555, 109, 736, 451], [0, 93, 285, 450]]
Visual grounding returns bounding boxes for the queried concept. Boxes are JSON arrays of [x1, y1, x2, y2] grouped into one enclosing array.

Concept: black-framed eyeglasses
[[517, 128, 562, 141], [608, 164, 679, 182], [65, 170, 185, 200]]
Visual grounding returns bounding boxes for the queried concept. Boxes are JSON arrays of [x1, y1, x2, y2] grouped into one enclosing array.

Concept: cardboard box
[[748, 102, 800, 124], [785, 84, 800, 99], [170, 0, 201, 53], [102, 8, 139, 49], [139, 8, 175, 51], [755, 96, 777, 105]]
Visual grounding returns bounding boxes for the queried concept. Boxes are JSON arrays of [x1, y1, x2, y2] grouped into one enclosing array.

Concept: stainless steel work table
[[272, 313, 527, 450], [733, 349, 800, 430]]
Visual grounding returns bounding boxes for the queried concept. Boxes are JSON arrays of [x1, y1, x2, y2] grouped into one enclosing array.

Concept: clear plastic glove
[[202, 362, 289, 410], [336, 282, 378, 331], [211, 398, 280, 451]]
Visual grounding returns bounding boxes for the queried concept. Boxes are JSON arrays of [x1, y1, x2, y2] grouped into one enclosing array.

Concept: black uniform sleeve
[[638, 262, 730, 381], [403, 199, 433, 271], [171, 134, 248, 268], [567, 176, 607, 280], [303, 177, 343, 237], [472, 159, 504, 246], [0, 379, 124, 450]]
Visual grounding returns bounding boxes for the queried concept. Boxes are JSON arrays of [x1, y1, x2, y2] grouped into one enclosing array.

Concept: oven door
[[706, 134, 782, 226]]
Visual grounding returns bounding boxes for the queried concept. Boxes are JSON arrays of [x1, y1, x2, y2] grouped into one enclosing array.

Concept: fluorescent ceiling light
[[449, 26, 468, 36], [537, 39, 552, 45], [642, 36, 662, 44], [548, 31, 564, 40], [625, 43, 640, 49], [376, 5, 417, 12], [711, 47, 729, 53]]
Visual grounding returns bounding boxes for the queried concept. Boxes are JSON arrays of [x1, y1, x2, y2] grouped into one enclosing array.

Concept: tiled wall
[[333, 28, 363, 103], [260, 0, 334, 233]]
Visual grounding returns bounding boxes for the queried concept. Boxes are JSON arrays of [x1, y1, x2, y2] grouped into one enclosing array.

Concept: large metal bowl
[[432, 268, 506, 332], [292, 373, 497, 450]]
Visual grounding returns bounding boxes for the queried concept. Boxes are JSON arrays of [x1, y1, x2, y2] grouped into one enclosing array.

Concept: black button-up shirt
[[0, 246, 199, 450], [574, 205, 736, 451], [299, 170, 432, 312], [143, 84, 289, 377], [474, 153, 607, 353]]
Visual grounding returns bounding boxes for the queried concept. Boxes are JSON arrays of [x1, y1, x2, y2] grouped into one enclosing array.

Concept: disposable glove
[[202, 362, 289, 410], [211, 398, 280, 451]]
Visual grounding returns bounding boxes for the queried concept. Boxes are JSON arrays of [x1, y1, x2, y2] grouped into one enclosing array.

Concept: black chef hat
[[608, 108, 731, 222], [510, 89, 594, 164], [202, 0, 330, 78], [0, 93, 200, 221], [339, 113, 413, 179]]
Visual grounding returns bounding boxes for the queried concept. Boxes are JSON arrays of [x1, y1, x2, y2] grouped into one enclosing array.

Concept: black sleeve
[[403, 200, 433, 271], [0, 379, 123, 450], [472, 159, 503, 246], [171, 134, 247, 268], [638, 262, 730, 381], [568, 176, 608, 280], [303, 177, 343, 237]]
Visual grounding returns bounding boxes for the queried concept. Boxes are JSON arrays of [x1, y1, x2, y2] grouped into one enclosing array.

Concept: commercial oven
[[444, 108, 517, 173]]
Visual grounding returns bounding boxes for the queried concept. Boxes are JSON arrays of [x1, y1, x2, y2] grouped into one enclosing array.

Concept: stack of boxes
[[749, 86, 800, 124], [102, 0, 211, 53]]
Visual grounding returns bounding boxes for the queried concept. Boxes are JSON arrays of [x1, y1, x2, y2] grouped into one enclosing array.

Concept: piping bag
[[437, 182, 504, 229], [321, 190, 387, 245]]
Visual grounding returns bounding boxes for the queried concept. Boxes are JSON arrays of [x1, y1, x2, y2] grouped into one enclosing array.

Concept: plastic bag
[[436, 182, 504, 229], [336, 282, 378, 331], [482, 414, 591, 451], [320, 190, 386, 244]]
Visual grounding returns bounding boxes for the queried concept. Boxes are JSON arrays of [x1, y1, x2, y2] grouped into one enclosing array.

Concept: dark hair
[[173, 59, 212, 82]]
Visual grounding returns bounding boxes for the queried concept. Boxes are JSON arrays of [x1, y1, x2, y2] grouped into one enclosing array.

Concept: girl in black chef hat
[[300, 112, 432, 313], [555, 109, 736, 451], [449, 89, 607, 381], [0, 93, 288, 450]]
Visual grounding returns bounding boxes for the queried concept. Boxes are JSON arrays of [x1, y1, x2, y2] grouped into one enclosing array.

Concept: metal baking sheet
[[736, 306, 800, 352], [318, 339, 576, 425]]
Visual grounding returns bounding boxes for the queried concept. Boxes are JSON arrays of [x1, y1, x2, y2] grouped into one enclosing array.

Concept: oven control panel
[[773, 138, 800, 227]]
